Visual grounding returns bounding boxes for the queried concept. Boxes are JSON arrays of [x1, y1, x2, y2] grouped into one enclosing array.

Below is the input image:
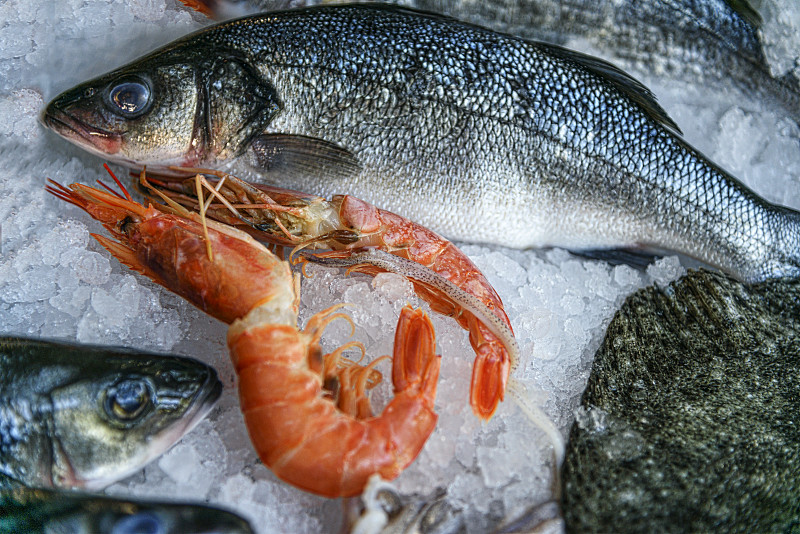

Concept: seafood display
[[42, 4, 800, 282], [562, 269, 800, 532], [2, 0, 799, 531], [0, 336, 221, 491], [48, 174, 465, 497], [149, 169, 518, 420], [1, 486, 255, 534]]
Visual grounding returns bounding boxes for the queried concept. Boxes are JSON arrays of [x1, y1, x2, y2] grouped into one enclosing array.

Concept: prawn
[[147, 169, 519, 420], [46, 174, 440, 498]]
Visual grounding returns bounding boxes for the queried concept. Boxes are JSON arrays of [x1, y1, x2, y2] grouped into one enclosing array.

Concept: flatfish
[[561, 269, 800, 532]]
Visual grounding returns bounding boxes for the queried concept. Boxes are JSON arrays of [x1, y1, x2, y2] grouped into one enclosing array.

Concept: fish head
[[46, 351, 222, 490], [80, 502, 256, 534], [42, 60, 200, 170], [42, 45, 280, 173]]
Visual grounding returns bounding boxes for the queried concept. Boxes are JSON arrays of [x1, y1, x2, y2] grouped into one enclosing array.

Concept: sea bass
[[1, 487, 255, 534], [42, 4, 800, 282], [0, 337, 222, 490]]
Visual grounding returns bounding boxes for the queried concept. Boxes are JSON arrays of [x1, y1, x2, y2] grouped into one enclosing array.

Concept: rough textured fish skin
[[0, 337, 222, 491], [562, 269, 800, 532], [411, 0, 800, 125], [0, 487, 255, 534], [42, 5, 800, 282]]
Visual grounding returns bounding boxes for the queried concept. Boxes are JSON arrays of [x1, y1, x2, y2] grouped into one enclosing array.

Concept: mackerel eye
[[108, 80, 151, 118], [104, 378, 153, 423]]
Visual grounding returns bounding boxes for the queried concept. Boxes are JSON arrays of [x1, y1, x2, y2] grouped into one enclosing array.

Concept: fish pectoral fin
[[245, 134, 362, 183]]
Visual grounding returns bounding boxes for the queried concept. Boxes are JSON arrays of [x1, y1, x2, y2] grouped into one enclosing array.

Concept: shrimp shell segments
[[146, 171, 518, 420], [230, 306, 440, 497], [48, 178, 441, 498]]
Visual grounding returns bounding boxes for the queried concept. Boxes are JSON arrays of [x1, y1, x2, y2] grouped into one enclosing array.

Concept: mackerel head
[[42, 4, 800, 282], [0, 337, 222, 491]]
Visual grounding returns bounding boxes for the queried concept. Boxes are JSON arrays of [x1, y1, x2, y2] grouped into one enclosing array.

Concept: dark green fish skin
[[0, 487, 255, 534], [42, 5, 800, 282], [561, 269, 800, 533], [0, 337, 222, 491]]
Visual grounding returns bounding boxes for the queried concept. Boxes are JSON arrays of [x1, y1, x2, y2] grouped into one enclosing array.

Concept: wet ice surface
[[0, 0, 798, 532]]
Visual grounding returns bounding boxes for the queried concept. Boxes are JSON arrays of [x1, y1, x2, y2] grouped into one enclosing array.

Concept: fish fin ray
[[535, 42, 683, 135], [569, 247, 663, 270], [723, 0, 763, 28], [245, 134, 362, 183]]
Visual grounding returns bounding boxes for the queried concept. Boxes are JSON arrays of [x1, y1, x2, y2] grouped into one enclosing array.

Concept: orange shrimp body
[[330, 194, 513, 420], [229, 305, 439, 497], [47, 177, 440, 498], [49, 182, 293, 325], [151, 171, 517, 420]]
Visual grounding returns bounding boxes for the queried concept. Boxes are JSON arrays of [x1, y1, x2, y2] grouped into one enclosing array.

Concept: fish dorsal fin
[[724, 0, 763, 28], [245, 134, 362, 183], [536, 42, 683, 135]]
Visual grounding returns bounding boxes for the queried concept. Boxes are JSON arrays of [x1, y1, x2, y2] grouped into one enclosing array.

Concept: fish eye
[[107, 78, 151, 118], [111, 512, 164, 534], [104, 378, 154, 423]]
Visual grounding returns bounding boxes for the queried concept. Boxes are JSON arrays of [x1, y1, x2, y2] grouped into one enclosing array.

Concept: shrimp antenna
[[169, 165, 299, 241], [97, 163, 134, 201], [45, 179, 80, 206], [194, 173, 214, 261], [136, 169, 205, 223], [507, 378, 564, 497]]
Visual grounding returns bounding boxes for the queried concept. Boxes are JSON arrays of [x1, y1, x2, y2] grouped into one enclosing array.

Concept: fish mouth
[[41, 107, 123, 156], [140, 366, 225, 463]]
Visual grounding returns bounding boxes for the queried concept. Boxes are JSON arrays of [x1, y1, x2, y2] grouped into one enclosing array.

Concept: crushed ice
[[0, 0, 798, 532]]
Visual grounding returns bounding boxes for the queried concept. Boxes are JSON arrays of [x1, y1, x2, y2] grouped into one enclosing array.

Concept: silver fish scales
[[42, 4, 800, 282]]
